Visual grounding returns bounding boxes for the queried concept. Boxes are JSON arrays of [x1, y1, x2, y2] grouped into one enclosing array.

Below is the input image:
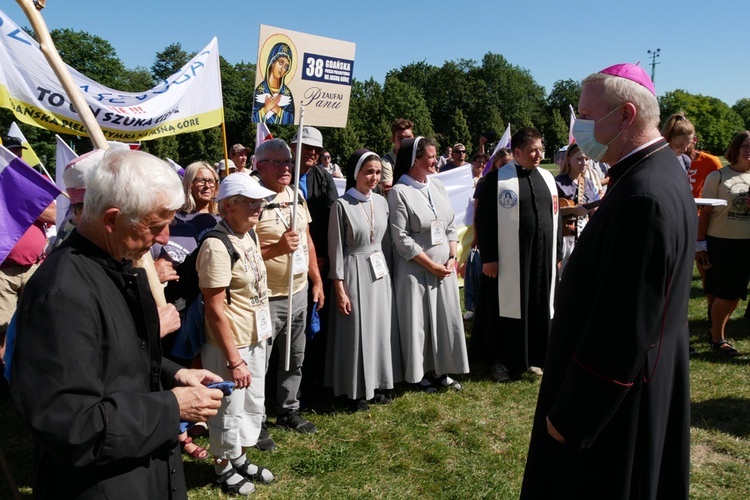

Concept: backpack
[[166, 229, 241, 307], [167, 229, 246, 360]]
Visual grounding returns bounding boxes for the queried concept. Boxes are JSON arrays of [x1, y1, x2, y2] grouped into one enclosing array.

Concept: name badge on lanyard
[[292, 245, 308, 275], [368, 252, 387, 280], [431, 219, 445, 245], [255, 305, 273, 342]]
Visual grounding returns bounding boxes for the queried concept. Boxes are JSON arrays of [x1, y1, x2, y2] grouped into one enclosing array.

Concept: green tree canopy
[[659, 90, 745, 154], [732, 98, 750, 131]]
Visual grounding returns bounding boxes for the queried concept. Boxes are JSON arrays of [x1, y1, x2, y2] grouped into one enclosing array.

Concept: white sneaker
[[528, 366, 544, 376]]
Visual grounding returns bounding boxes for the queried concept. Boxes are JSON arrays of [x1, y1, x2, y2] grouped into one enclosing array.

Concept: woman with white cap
[[388, 137, 469, 392], [325, 149, 402, 411], [197, 173, 276, 495]]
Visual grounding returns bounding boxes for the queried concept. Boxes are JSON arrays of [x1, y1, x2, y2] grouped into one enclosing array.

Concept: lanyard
[[418, 185, 438, 219], [220, 220, 264, 293], [357, 199, 375, 244]]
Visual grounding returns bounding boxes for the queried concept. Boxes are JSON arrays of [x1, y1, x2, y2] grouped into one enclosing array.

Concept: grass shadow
[[691, 397, 750, 438]]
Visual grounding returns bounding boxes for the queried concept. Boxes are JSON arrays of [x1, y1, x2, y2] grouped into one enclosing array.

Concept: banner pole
[[16, 1, 167, 307], [15, 0, 108, 150], [221, 120, 230, 176], [285, 107, 305, 372]]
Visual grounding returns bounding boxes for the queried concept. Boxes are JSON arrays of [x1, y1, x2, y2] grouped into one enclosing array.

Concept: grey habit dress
[[325, 190, 403, 400], [387, 174, 470, 383]]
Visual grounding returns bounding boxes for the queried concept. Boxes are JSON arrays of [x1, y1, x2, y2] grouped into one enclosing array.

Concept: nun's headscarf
[[393, 136, 424, 184], [345, 148, 380, 191]]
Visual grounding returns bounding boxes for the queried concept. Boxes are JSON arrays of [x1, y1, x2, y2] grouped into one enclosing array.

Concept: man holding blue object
[[11, 149, 224, 499]]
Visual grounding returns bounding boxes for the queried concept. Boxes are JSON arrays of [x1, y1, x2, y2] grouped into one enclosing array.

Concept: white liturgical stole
[[495, 161, 558, 319]]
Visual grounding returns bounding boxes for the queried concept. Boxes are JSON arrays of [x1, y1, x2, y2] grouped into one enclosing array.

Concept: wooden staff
[[16, 0, 166, 307], [285, 107, 305, 371]]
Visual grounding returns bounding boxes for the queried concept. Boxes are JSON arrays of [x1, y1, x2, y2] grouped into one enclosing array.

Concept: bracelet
[[448, 255, 456, 260], [227, 359, 246, 370], [695, 240, 708, 253]]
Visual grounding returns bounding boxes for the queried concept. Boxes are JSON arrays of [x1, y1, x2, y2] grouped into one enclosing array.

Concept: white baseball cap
[[217, 172, 275, 201]]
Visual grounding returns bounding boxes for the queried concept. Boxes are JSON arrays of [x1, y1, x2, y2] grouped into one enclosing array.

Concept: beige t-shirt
[[703, 167, 750, 239], [255, 186, 312, 296], [197, 224, 268, 347]]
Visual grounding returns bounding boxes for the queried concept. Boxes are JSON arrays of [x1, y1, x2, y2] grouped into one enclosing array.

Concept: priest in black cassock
[[522, 64, 694, 499], [470, 128, 562, 380]]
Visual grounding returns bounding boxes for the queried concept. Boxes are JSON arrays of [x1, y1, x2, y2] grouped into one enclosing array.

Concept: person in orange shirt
[[687, 135, 723, 199]]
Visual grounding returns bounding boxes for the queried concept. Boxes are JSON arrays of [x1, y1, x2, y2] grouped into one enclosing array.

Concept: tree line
[[2, 29, 749, 175]]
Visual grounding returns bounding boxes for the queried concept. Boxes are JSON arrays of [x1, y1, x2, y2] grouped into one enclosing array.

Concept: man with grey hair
[[522, 64, 694, 498], [11, 149, 224, 499], [254, 139, 323, 439]]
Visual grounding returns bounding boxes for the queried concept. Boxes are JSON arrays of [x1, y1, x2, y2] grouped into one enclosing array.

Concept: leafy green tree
[[151, 43, 191, 81], [446, 108, 471, 153], [119, 66, 154, 92], [547, 79, 581, 117], [659, 90, 744, 154], [50, 29, 126, 89], [732, 98, 750, 130], [382, 76, 433, 138]]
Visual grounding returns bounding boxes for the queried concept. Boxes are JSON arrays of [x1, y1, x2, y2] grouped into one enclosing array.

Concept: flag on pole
[[166, 158, 185, 178], [483, 123, 512, 176], [569, 104, 576, 144], [256, 122, 273, 151], [8, 122, 42, 168], [0, 9, 223, 141], [0, 145, 62, 264], [54, 135, 77, 230]]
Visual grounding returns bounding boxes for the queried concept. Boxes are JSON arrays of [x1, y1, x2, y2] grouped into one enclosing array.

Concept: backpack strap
[[200, 229, 241, 305]]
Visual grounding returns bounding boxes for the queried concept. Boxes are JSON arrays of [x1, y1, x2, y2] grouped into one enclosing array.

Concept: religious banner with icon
[[253, 25, 356, 128]]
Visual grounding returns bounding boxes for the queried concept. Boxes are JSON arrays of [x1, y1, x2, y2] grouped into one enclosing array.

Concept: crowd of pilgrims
[[4, 112, 749, 494]]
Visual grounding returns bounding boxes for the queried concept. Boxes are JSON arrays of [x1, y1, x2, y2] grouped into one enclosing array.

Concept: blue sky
[[3, 0, 746, 106]]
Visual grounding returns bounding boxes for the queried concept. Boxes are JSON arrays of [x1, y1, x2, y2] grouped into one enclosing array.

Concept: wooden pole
[[16, 0, 166, 307], [285, 107, 305, 371], [15, 0, 108, 149]]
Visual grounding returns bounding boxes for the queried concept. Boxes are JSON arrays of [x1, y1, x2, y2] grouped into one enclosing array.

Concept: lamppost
[[647, 48, 661, 86]]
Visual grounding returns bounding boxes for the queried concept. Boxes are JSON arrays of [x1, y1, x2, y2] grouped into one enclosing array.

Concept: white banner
[[333, 166, 474, 227], [0, 9, 223, 141]]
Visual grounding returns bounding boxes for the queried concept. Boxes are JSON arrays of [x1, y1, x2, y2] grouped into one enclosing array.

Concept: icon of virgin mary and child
[[252, 42, 295, 124]]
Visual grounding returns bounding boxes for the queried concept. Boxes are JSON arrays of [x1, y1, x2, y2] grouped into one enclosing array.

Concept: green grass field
[[1, 278, 748, 498]]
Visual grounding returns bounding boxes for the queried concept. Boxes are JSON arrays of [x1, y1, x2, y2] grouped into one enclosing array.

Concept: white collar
[[345, 187, 371, 201], [401, 173, 429, 189]]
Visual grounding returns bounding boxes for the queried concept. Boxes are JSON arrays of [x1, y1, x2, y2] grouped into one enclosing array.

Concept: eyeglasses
[[453, 150, 467, 154], [322, 155, 331, 159], [258, 159, 293, 168], [238, 199, 266, 210], [193, 178, 217, 187]]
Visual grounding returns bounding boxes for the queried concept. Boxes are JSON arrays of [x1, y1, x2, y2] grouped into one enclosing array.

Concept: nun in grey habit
[[387, 137, 469, 392]]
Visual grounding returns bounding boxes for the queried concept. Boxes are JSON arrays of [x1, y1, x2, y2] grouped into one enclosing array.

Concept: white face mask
[[572, 107, 622, 162]]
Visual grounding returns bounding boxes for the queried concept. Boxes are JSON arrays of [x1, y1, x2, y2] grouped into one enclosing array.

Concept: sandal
[[437, 375, 463, 392], [416, 378, 437, 393], [712, 340, 740, 357], [234, 460, 275, 485], [180, 437, 208, 460], [215, 468, 255, 495]]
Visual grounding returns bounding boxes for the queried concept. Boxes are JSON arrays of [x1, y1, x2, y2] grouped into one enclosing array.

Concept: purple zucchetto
[[600, 63, 656, 96]]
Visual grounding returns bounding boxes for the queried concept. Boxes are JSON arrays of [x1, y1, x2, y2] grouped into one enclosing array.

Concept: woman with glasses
[[157, 161, 222, 458], [198, 174, 277, 495], [325, 149, 402, 411]]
